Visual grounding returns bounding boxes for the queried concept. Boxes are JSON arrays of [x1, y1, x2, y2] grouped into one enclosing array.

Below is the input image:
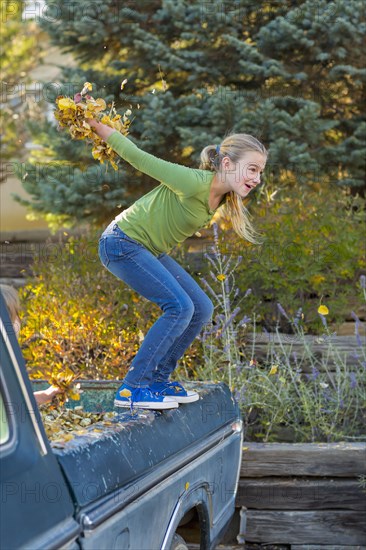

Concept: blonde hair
[[0, 284, 20, 323], [199, 133, 268, 243]]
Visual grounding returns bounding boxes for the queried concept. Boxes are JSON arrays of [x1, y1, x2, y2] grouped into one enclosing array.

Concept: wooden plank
[[187, 542, 366, 549], [249, 356, 361, 373], [246, 332, 365, 371], [241, 442, 366, 477], [187, 547, 247, 550], [248, 347, 361, 372], [247, 333, 364, 347], [292, 547, 366, 550], [236, 478, 366, 511], [241, 510, 366, 545]]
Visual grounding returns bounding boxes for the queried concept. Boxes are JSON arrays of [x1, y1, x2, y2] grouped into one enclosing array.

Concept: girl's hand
[[34, 385, 61, 406], [86, 119, 116, 141], [45, 385, 61, 399]]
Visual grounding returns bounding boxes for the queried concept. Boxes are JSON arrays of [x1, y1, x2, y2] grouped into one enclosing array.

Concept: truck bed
[[54, 382, 240, 508]]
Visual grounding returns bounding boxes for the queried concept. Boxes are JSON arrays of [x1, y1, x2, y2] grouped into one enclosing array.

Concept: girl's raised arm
[[88, 120, 210, 197]]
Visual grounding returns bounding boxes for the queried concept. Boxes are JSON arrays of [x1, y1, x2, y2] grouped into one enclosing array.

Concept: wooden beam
[[236, 478, 366, 510], [246, 332, 365, 371], [241, 442, 366, 477], [291, 546, 366, 550], [241, 510, 366, 545]]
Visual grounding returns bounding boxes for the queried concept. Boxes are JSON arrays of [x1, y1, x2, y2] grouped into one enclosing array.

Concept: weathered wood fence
[[235, 442, 366, 548], [246, 332, 365, 372]]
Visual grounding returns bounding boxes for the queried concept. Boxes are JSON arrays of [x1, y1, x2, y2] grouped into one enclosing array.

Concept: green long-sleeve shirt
[[106, 131, 225, 256]]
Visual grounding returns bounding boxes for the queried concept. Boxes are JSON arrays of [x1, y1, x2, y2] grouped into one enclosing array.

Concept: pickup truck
[[0, 292, 243, 550]]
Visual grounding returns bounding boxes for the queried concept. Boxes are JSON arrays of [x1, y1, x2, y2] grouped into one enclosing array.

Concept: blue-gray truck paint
[[0, 293, 243, 549]]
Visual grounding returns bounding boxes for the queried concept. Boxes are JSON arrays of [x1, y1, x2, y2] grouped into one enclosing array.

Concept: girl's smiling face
[[221, 151, 267, 197]]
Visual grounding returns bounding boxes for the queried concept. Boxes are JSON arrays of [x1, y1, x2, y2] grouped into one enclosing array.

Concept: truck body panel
[[0, 301, 80, 550]]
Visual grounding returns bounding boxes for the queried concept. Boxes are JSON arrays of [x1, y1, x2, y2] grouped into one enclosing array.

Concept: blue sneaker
[[114, 383, 178, 409], [150, 381, 200, 404]]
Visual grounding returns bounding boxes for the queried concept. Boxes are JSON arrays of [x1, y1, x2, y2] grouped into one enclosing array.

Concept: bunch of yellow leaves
[[54, 82, 132, 170], [47, 367, 82, 407]]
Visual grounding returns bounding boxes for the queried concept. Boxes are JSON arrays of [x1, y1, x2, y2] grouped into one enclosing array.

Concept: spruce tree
[[0, 0, 44, 178], [15, 0, 366, 226]]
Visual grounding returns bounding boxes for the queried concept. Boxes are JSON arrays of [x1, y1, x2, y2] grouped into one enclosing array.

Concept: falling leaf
[[158, 64, 167, 91], [185, 482, 190, 491], [318, 305, 329, 315], [121, 78, 128, 90], [217, 274, 226, 281]]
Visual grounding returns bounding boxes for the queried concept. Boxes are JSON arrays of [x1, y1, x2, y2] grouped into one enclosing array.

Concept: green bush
[[177, 223, 366, 442], [194, 186, 365, 333], [19, 232, 161, 382]]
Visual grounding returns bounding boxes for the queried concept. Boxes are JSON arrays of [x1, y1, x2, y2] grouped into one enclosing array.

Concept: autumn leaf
[[57, 97, 76, 111], [158, 64, 168, 91], [81, 82, 93, 96], [68, 390, 81, 401], [318, 305, 329, 315]]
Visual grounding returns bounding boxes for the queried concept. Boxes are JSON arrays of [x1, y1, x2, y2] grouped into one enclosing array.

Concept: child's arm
[[88, 120, 209, 197], [34, 385, 60, 406]]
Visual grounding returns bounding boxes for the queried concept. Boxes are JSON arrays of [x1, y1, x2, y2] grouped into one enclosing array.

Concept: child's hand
[[34, 385, 61, 406], [86, 118, 99, 129], [45, 385, 61, 399], [86, 119, 115, 141]]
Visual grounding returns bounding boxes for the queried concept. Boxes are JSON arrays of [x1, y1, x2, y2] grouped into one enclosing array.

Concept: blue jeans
[[98, 222, 214, 388]]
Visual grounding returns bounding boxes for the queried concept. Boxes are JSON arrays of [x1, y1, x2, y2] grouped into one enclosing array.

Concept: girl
[[0, 284, 60, 405], [88, 120, 267, 410]]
